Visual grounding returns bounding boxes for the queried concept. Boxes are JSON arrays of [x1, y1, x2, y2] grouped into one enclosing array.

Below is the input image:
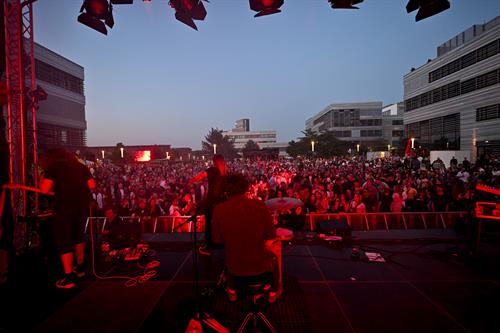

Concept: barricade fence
[[85, 212, 468, 234], [84, 215, 206, 235]]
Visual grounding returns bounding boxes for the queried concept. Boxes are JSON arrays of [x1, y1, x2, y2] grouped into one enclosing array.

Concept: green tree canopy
[[243, 140, 260, 151], [286, 130, 349, 158], [202, 128, 238, 159]]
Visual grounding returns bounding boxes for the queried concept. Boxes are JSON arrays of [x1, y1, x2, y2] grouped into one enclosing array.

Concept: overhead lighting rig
[[77, 0, 133, 35], [169, 0, 208, 30], [328, 0, 364, 9], [249, 0, 285, 17], [406, 0, 450, 22], [78, 0, 114, 35], [77, 0, 452, 35]]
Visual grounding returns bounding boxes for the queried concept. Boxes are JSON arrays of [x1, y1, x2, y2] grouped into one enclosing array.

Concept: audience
[[88, 154, 499, 218]]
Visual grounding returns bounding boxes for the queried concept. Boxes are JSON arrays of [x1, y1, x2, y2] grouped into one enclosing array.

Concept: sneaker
[[198, 245, 212, 256], [226, 288, 237, 302], [56, 274, 75, 289], [74, 264, 85, 278]]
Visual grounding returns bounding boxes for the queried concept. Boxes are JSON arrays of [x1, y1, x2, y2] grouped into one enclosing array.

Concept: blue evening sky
[[33, 0, 500, 149]]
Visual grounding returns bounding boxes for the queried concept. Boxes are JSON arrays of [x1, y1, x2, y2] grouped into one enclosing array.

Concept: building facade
[[382, 102, 404, 146], [305, 102, 385, 143], [403, 16, 500, 158], [233, 118, 250, 132], [33, 41, 87, 151], [223, 119, 277, 150]]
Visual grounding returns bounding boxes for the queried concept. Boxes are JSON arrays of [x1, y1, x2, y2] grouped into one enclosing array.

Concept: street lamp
[[213, 144, 217, 155], [411, 138, 415, 149], [101, 150, 105, 159], [120, 147, 124, 158], [356, 144, 360, 152], [311, 140, 315, 152], [388, 144, 391, 151]]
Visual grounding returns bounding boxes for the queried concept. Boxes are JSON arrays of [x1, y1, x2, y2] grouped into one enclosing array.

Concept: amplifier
[[316, 219, 351, 238]]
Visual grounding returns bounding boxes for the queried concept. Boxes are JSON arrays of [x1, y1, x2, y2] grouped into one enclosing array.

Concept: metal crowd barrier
[[306, 212, 468, 231], [85, 215, 206, 234], [86, 212, 467, 234]]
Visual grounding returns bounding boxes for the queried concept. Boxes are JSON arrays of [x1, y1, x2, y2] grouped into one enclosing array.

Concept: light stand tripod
[[181, 214, 229, 333]]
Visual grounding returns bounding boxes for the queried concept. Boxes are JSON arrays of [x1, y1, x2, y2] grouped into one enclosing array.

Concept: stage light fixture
[[328, 0, 363, 9], [249, 0, 284, 18], [78, 0, 114, 35], [169, 0, 207, 31], [406, 0, 450, 22]]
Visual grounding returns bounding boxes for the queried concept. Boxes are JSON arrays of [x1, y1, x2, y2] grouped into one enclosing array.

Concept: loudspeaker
[[316, 219, 351, 238]]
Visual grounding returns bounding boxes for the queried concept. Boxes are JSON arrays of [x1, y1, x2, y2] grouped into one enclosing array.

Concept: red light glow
[[134, 150, 151, 162], [89, 0, 107, 15], [262, 0, 275, 7]]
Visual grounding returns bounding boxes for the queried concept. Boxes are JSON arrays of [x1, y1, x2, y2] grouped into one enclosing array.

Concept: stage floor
[[1, 231, 500, 333]]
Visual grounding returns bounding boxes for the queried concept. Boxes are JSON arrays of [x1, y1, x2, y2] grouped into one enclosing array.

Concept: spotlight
[[328, 0, 363, 9], [249, 0, 284, 17], [169, 0, 207, 31], [406, 0, 450, 22], [78, 0, 114, 35]]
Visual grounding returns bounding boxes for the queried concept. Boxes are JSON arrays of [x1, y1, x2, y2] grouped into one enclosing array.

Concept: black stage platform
[[1, 230, 500, 333]]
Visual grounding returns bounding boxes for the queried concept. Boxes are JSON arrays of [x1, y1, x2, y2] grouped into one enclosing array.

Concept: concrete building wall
[[403, 16, 500, 158], [32, 41, 86, 149]]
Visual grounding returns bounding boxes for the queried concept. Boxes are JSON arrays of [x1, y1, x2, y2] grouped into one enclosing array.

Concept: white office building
[[223, 119, 277, 150], [403, 15, 500, 158], [305, 102, 384, 142]]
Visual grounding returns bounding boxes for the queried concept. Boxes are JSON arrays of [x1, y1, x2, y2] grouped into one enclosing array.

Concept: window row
[[35, 59, 84, 95], [404, 113, 460, 150], [429, 38, 499, 82], [405, 68, 500, 112], [476, 104, 500, 122], [360, 130, 382, 137], [359, 119, 382, 126]]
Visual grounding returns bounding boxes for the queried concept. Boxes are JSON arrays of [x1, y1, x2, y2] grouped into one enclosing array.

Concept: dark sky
[[34, 0, 500, 149]]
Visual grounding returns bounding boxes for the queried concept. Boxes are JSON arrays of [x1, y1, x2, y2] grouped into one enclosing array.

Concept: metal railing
[[85, 215, 206, 234], [86, 212, 467, 234], [306, 212, 468, 231]]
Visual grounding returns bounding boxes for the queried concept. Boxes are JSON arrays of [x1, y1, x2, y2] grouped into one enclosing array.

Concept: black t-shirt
[[206, 167, 224, 206], [44, 160, 93, 212]]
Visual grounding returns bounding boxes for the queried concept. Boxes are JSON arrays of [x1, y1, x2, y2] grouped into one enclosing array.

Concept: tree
[[202, 128, 238, 159], [286, 130, 348, 158], [110, 142, 130, 162], [243, 140, 260, 151]]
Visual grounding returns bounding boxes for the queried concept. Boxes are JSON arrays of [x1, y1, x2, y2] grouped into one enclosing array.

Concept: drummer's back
[[212, 194, 276, 276]]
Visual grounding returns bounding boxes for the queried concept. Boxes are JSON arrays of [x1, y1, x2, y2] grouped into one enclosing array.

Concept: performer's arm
[[188, 171, 208, 185]]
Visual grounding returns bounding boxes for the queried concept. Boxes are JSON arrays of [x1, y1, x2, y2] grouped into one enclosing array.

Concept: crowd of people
[[88, 153, 499, 219]]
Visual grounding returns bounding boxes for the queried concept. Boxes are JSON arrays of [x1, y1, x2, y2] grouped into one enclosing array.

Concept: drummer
[[212, 174, 280, 303]]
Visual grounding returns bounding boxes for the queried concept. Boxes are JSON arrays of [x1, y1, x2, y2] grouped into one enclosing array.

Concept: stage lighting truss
[[249, 0, 285, 17], [328, 0, 364, 10], [76, 0, 452, 35], [406, 0, 450, 22], [169, 0, 208, 30]]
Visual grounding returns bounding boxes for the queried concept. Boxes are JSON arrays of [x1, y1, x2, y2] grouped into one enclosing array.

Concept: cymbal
[[265, 197, 304, 211]]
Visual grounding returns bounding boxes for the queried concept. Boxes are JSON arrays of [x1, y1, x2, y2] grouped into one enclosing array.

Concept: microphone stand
[[183, 213, 228, 333]]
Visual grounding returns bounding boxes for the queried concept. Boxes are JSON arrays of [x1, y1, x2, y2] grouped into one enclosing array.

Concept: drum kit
[[264, 197, 303, 296]]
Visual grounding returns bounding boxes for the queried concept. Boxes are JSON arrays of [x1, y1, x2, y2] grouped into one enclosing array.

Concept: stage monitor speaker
[[316, 219, 351, 238]]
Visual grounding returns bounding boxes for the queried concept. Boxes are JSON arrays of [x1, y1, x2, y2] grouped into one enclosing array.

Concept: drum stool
[[233, 273, 278, 333]]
